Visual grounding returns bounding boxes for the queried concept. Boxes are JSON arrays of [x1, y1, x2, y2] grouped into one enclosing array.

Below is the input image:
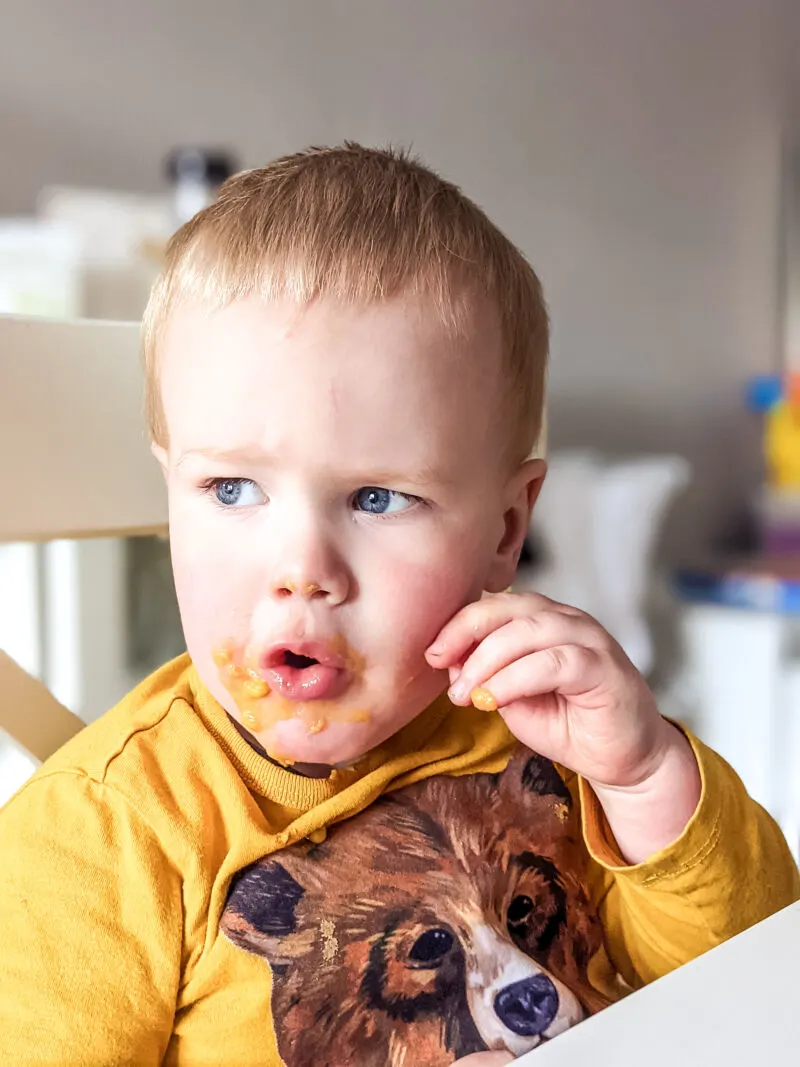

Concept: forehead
[[159, 294, 505, 474]]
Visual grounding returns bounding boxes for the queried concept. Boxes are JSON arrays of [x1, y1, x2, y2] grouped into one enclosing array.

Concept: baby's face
[[157, 293, 530, 765]]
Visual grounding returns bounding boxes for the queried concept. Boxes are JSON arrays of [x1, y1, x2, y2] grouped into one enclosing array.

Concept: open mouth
[[283, 651, 319, 670], [259, 642, 350, 701]]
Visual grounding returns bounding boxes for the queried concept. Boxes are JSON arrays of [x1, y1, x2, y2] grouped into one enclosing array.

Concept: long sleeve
[[0, 771, 183, 1065], [579, 731, 800, 989]]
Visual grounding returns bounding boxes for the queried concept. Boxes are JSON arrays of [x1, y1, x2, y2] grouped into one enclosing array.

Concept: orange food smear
[[213, 637, 371, 754]]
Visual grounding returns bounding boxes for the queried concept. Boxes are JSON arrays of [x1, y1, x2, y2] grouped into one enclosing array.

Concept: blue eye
[[353, 487, 415, 515], [209, 478, 266, 507]]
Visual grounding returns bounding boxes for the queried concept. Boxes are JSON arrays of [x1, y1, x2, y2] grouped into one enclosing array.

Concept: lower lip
[[261, 664, 347, 701]]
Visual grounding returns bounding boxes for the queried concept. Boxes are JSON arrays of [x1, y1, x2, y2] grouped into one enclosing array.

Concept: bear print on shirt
[[220, 749, 612, 1066]]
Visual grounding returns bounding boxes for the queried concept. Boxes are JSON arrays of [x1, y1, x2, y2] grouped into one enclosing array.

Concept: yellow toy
[[750, 374, 800, 489]]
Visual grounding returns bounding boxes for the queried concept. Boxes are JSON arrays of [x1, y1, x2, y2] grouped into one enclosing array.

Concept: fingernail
[[449, 679, 469, 702], [427, 642, 443, 657]]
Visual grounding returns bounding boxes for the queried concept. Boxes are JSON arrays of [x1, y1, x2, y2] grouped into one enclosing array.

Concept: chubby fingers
[[463, 643, 606, 711], [427, 593, 583, 670], [445, 612, 609, 705]]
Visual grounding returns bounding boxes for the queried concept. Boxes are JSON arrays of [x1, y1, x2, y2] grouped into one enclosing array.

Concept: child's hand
[[426, 592, 701, 863], [427, 592, 665, 788]]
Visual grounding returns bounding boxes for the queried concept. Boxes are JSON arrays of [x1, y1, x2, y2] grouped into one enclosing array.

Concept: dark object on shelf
[[165, 148, 240, 225], [165, 148, 238, 188]]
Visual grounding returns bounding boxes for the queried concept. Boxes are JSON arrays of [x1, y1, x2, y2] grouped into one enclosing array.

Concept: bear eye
[[507, 894, 534, 933], [408, 928, 454, 966]]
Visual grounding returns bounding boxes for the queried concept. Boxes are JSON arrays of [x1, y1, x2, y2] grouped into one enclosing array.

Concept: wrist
[[589, 722, 702, 865], [588, 715, 678, 796]]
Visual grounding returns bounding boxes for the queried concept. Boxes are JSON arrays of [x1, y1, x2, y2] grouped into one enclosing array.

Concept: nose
[[270, 517, 351, 606], [493, 975, 559, 1037], [272, 575, 347, 601]]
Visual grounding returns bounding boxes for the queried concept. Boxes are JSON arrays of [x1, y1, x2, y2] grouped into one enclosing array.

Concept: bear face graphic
[[221, 750, 610, 1066]]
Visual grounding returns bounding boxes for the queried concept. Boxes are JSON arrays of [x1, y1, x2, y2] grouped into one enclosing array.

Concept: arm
[[582, 730, 800, 987], [588, 718, 701, 864], [0, 771, 182, 1065]]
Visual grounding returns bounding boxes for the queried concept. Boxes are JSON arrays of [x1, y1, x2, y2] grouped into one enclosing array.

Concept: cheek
[[373, 551, 485, 653], [168, 510, 258, 650]]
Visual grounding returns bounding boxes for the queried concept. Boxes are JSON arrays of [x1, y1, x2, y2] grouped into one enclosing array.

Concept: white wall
[[0, 0, 795, 558]]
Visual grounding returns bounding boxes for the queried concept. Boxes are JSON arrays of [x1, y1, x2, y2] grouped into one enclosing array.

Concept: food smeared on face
[[214, 638, 371, 758]]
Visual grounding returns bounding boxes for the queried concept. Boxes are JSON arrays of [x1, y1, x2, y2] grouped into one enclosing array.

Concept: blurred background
[[2, 0, 800, 851]]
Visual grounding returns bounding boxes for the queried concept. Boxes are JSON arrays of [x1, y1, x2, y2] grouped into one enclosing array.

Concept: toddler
[[1, 144, 797, 1066]]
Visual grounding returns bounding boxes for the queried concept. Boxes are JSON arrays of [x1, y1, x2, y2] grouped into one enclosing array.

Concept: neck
[[226, 714, 333, 778]]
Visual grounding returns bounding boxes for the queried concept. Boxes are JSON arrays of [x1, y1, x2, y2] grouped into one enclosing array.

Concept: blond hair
[[142, 143, 548, 459]]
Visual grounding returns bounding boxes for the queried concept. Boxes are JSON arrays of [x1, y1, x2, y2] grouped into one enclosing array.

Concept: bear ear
[[220, 859, 305, 962], [502, 748, 573, 810]]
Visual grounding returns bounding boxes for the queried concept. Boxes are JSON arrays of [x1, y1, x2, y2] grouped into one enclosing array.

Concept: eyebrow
[[355, 467, 450, 490], [175, 448, 451, 489], [175, 446, 270, 470]]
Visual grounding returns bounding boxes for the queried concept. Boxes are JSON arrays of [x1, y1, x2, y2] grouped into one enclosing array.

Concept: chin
[[264, 716, 385, 767]]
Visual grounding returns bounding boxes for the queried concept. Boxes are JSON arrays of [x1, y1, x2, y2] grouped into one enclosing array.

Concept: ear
[[500, 747, 572, 810], [220, 860, 305, 964], [484, 458, 546, 593], [519, 752, 572, 808], [151, 442, 168, 483]]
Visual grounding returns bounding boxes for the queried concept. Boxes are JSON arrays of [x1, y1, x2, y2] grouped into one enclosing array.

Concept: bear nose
[[493, 974, 559, 1037]]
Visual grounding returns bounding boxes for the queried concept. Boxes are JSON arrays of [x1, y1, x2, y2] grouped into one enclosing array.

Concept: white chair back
[[0, 315, 166, 765]]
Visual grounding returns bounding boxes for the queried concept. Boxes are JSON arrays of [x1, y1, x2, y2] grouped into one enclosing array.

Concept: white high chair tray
[[519, 899, 800, 1064]]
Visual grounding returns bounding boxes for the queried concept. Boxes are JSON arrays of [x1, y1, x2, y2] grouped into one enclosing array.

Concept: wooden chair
[[0, 315, 167, 772]]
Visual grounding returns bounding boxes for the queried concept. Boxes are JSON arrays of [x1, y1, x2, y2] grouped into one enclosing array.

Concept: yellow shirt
[[0, 654, 797, 1066]]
